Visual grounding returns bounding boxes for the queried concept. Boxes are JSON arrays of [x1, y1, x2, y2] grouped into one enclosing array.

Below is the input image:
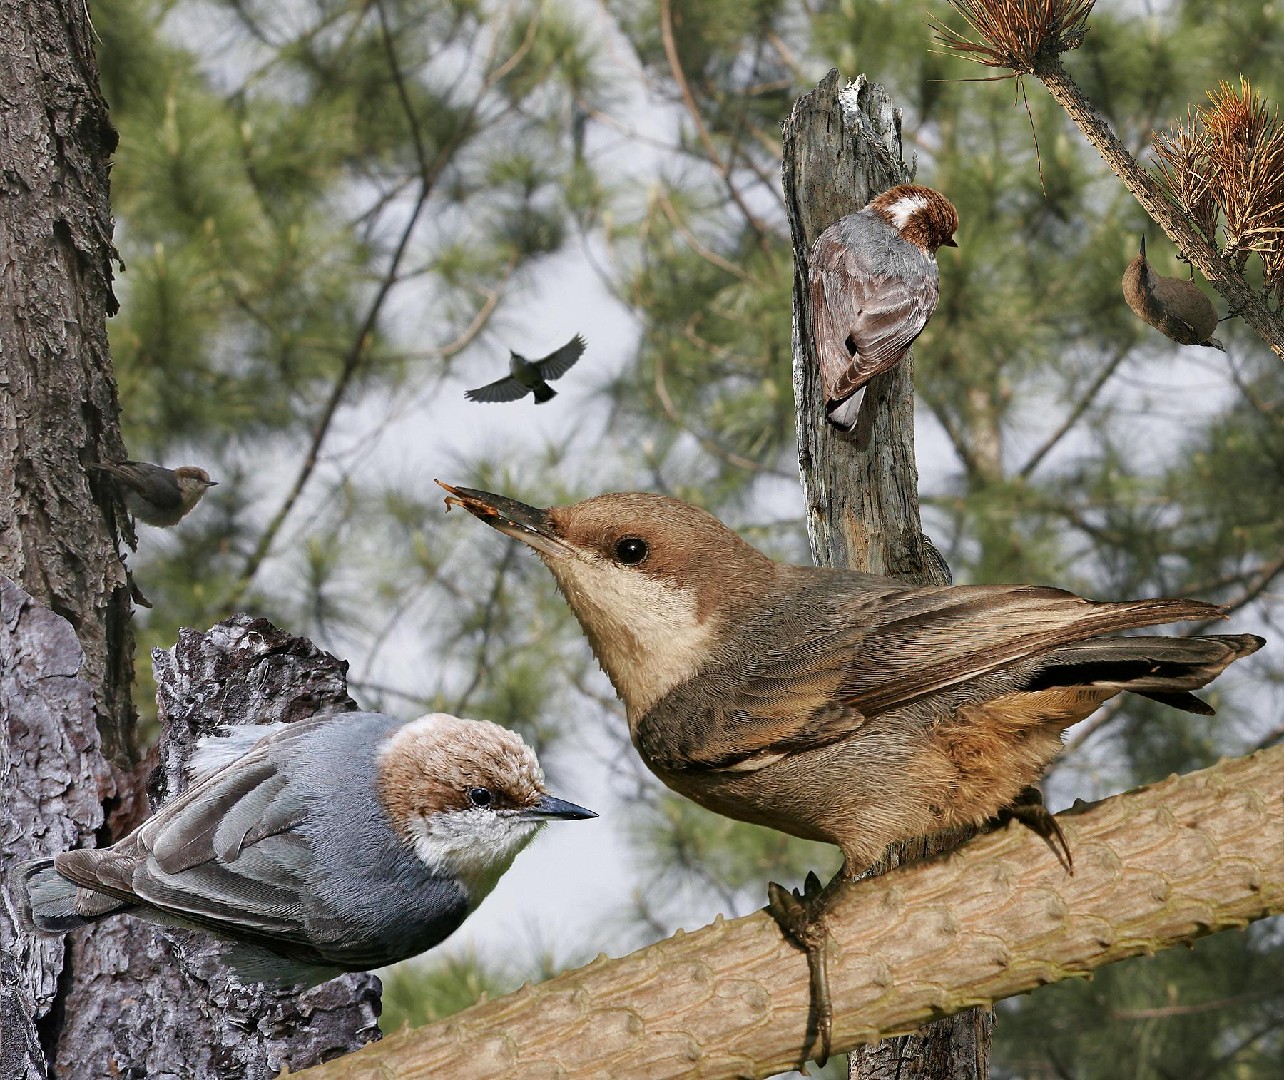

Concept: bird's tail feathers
[[11, 858, 129, 933], [533, 384, 556, 404], [1029, 633, 1263, 715]]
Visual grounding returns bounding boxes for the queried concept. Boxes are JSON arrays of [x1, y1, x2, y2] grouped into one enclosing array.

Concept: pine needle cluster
[[1153, 77, 1284, 301], [933, 0, 1094, 75]]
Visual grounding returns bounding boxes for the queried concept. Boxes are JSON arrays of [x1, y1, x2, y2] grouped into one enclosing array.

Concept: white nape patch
[[190, 724, 286, 781], [886, 193, 930, 230], [405, 808, 544, 905], [548, 556, 713, 717]]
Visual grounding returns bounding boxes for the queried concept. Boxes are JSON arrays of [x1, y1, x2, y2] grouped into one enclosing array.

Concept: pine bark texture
[[783, 70, 985, 1078], [1, 2, 134, 1076], [295, 744, 1284, 1080]]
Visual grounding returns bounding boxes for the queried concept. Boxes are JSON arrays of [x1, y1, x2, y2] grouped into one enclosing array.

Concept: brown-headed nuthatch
[[465, 334, 586, 405], [439, 482, 1263, 1062], [92, 459, 218, 526], [16, 711, 595, 986], [811, 184, 958, 430], [1122, 236, 1223, 349]]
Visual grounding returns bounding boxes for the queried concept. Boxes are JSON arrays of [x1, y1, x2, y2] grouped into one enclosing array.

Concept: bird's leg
[[767, 868, 846, 1067], [996, 785, 1073, 874]]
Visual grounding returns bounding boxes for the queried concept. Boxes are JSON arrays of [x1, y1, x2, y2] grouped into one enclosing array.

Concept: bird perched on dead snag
[[91, 459, 217, 527], [810, 184, 958, 430], [1122, 236, 1224, 349], [465, 334, 587, 404], [438, 481, 1263, 1065]]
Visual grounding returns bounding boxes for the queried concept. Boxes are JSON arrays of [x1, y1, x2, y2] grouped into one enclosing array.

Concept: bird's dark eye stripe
[[614, 537, 648, 564]]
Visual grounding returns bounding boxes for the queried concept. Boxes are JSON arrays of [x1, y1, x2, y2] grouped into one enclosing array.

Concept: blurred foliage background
[[94, 0, 1282, 1075]]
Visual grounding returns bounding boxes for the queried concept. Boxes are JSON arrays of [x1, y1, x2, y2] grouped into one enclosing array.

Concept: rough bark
[[0, 2, 135, 1075], [1, 580, 107, 1080], [294, 744, 1284, 1080], [3, 595, 383, 1078], [784, 70, 983, 1078]]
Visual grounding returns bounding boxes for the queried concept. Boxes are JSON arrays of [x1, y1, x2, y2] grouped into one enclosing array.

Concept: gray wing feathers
[[534, 334, 586, 380], [810, 215, 938, 402], [465, 376, 530, 402], [97, 461, 183, 510]]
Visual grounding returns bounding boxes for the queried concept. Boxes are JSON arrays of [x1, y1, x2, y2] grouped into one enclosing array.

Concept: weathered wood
[[783, 70, 980, 1078], [294, 745, 1284, 1080]]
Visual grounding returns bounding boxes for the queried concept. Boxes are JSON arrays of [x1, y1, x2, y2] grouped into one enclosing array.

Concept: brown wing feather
[[810, 227, 938, 402], [640, 580, 1224, 775]]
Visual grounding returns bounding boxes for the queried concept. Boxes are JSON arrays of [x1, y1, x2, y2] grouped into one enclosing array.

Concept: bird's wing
[[465, 376, 530, 403], [642, 583, 1223, 774], [810, 233, 938, 400], [835, 585, 1223, 715], [533, 334, 586, 381], [58, 720, 346, 947], [94, 461, 184, 511]]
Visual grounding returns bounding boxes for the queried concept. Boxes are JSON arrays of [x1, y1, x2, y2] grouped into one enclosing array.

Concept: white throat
[[406, 809, 543, 906], [548, 556, 713, 718]]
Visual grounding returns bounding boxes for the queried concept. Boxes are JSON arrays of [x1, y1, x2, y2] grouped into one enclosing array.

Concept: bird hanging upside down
[[438, 481, 1263, 1065], [1122, 235, 1224, 349], [465, 334, 587, 404], [810, 184, 958, 431]]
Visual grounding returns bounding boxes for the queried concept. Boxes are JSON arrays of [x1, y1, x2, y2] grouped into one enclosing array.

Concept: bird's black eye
[[614, 537, 648, 565], [467, 787, 493, 808]]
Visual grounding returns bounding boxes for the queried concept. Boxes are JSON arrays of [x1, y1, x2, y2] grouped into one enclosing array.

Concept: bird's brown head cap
[[437, 483, 777, 717], [867, 184, 959, 253]]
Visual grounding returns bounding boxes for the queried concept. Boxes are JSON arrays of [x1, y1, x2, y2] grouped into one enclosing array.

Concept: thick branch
[[297, 745, 1284, 1080], [1033, 57, 1284, 359]]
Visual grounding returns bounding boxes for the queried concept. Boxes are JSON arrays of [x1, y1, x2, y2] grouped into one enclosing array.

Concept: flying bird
[[439, 481, 1263, 1063], [465, 334, 587, 404], [810, 184, 958, 430], [1122, 236, 1223, 349], [17, 711, 595, 986], [91, 459, 217, 527]]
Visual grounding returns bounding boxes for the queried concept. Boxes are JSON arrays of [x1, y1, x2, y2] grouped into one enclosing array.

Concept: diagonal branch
[[298, 744, 1284, 1080]]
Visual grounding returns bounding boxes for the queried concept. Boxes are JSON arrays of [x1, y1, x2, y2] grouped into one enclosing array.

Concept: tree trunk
[[0, 3, 380, 1073], [783, 70, 988, 1079]]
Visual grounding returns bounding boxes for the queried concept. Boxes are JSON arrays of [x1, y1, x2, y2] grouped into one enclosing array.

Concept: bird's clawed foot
[[997, 786, 1073, 874], [768, 870, 837, 1067]]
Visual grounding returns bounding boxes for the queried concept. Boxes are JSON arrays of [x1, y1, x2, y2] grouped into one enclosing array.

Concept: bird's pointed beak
[[1140, 234, 1147, 257], [435, 481, 573, 559], [521, 794, 597, 821], [943, 236, 958, 248]]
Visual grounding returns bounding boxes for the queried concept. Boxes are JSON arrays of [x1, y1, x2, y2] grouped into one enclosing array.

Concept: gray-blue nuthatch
[[16, 711, 595, 985], [91, 459, 218, 526], [465, 335, 586, 404], [810, 185, 958, 430]]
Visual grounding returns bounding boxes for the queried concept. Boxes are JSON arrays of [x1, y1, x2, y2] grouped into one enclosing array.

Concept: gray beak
[[521, 794, 597, 821], [436, 481, 572, 559]]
